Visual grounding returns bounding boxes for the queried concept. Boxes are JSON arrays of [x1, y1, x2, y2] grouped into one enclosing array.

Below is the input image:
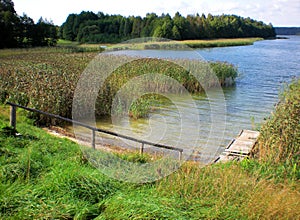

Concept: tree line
[[61, 11, 276, 43], [0, 0, 58, 48], [1, 0, 276, 48]]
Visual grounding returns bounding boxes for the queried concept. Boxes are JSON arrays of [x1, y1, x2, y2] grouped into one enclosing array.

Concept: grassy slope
[[0, 105, 299, 219]]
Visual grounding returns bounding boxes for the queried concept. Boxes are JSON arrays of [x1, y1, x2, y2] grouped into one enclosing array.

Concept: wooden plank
[[225, 139, 235, 149], [225, 139, 255, 154], [215, 130, 260, 163], [238, 130, 260, 140]]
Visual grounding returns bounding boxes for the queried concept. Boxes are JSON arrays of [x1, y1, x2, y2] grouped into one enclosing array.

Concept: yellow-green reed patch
[[155, 162, 300, 219], [108, 37, 263, 50], [94, 58, 237, 118], [183, 37, 263, 48], [253, 79, 300, 167], [0, 48, 237, 124]]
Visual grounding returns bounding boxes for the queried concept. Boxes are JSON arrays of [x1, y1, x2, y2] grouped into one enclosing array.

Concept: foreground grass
[[0, 105, 299, 219]]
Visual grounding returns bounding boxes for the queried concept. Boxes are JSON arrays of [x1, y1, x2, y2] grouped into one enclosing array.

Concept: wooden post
[[92, 129, 96, 149], [179, 151, 183, 161], [140, 143, 144, 155], [10, 105, 16, 130]]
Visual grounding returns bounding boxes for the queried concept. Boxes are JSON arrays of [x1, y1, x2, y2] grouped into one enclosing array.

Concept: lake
[[89, 36, 300, 161]]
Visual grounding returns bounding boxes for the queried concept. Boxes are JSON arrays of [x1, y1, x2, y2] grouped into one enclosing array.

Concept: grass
[[0, 102, 299, 219], [182, 37, 263, 48], [107, 37, 263, 50], [58, 37, 262, 51], [252, 79, 300, 179], [0, 47, 237, 123]]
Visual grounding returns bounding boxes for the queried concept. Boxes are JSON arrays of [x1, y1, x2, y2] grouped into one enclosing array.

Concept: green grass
[[57, 39, 80, 46], [0, 104, 299, 219], [56, 39, 105, 53]]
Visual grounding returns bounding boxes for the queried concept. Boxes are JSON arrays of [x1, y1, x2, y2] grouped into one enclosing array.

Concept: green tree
[[62, 14, 76, 41], [72, 11, 98, 40], [173, 12, 189, 39], [141, 13, 157, 37], [32, 17, 58, 46], [131, 16, 143, 38], [0, 0, 20, 48], [77, 24, 100, 43], [153, 25, 163, 38], [19, 13, 35, 46], [172, 25, 181, 40], [60, 10, 276, 43]]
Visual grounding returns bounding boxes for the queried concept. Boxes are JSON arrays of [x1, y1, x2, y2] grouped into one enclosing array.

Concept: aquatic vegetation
[[111, 38, 263, 50], [254, 79, 300, 169], [0, 48, 238, 124]]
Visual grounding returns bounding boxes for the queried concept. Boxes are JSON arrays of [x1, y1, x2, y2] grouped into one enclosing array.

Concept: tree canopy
[[61, 11, 276, 43], [0, 0, 58, 48]]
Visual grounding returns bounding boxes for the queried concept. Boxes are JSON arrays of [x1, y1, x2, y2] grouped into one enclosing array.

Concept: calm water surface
[[93, 36, 300, 158]]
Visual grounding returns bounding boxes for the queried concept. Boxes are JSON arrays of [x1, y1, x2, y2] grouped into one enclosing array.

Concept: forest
[[1, 0, 276, 48], [0, 0, 58, 48], [61, 11, 276, 43]]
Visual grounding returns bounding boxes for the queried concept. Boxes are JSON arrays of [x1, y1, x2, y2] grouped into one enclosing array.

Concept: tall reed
[[0, 48, 238, 124], [253, 79, 300, 166]]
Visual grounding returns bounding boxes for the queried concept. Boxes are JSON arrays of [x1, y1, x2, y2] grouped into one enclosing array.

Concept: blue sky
[[13, 0, 300, 26]]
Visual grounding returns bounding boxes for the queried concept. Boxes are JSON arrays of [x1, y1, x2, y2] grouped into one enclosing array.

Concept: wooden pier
[[214, 130, 260, 163]]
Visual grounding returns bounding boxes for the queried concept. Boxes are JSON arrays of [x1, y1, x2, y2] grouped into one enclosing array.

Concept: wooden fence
[[6, 102, 184, 160]]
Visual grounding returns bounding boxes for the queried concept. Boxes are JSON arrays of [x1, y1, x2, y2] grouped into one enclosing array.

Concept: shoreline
[[43, 125, 134, 155], [59, 37, 264, 50]]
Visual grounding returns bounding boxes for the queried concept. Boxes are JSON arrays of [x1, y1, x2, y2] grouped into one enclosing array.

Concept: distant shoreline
[[59, 37, 264, 50]]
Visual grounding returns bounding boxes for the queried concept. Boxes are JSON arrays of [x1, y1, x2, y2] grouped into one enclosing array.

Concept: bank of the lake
[[65, 37, 263, 50], [0, 78, 299, 219]]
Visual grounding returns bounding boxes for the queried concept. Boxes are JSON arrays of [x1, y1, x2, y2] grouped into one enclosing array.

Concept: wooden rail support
[[92, 129, 96, 149], [179, 151, 183, 161], [140, 143, 144, 155], [10, 104, 17, 130]]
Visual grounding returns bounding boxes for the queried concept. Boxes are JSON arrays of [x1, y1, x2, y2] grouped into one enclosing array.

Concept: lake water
[[90, 36, 300, 161]]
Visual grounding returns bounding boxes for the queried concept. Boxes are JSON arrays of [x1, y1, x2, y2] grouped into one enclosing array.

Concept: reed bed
[[109, 37, 263, 50], [253, 79, 300, 168], [0, 48, 237, 124]]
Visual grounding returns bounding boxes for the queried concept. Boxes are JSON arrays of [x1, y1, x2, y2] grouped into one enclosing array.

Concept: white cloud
[[13, 0, 300, 26]]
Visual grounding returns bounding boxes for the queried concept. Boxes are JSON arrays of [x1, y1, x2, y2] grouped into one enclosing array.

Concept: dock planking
[[214, 130, 260, 163]]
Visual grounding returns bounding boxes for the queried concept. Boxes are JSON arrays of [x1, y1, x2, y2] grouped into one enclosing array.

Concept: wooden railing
[[6, 102, 184, 160]]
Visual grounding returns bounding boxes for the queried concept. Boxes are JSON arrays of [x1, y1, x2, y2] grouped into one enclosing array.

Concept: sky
[[13, 0, 300, 27]]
